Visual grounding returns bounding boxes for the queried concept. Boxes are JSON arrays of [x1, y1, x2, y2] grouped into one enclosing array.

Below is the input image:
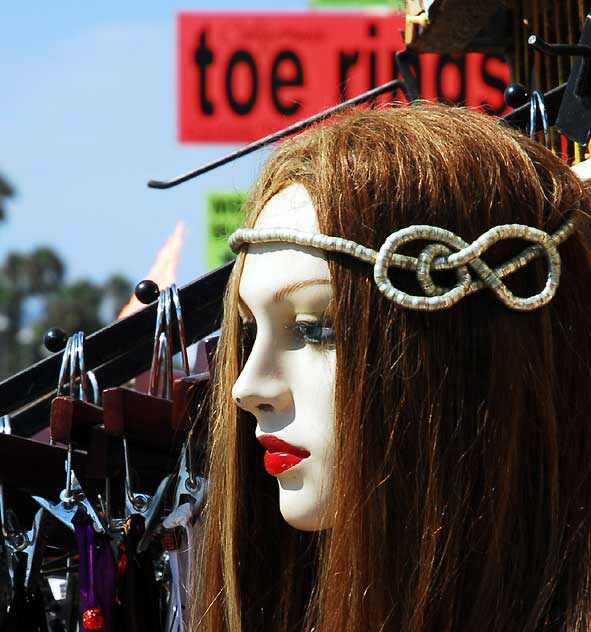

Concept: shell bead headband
[[228, 218, 575, 311]]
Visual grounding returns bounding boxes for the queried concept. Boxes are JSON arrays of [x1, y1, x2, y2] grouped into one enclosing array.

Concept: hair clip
[[229, 217, 575, 312]]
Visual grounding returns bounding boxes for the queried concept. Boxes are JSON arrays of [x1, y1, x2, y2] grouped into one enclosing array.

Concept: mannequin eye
[[292, 321, 335, 347]]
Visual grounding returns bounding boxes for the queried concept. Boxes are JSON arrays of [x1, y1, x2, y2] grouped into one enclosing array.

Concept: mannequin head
[[232, 183, 336, 531], [194, 104, 591, 632]]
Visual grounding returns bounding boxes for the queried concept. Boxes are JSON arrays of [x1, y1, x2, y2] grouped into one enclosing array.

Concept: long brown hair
[[191, 103, 591, 632]]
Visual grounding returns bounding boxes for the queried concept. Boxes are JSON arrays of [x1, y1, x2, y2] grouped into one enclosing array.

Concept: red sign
[[178, 12, 510, 143]]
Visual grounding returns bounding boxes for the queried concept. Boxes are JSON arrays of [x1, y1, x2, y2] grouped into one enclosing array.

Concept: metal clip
[[20, 509, 47, 590], [173, 396, 208, 511], [174, 446, 207, 511], [33, 471, 105, 534], [135, 475, 176, 553]]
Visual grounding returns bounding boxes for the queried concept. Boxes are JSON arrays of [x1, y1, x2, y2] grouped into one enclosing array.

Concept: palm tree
[[0, 174, 134, 379], [0, 175, 14, 222], [0, 253, 29, 375], [26, 247, 65, 294], [38, 280, 104, 338], [0, 240, 133, 378]]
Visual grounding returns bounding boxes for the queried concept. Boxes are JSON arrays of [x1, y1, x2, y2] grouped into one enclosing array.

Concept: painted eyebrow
[[272, 279, 330, 303], [238, 279, 331, 319]]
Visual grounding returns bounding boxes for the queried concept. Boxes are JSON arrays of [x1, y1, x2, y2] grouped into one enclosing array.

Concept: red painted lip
[[258, 435, 310, 457], [258, 435, 310, 476]]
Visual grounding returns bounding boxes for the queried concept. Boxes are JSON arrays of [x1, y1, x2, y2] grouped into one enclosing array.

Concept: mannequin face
[[232, 183, 336, 531]]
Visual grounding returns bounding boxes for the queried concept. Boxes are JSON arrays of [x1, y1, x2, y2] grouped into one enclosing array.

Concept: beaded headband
[[228, 218, 575, 311]]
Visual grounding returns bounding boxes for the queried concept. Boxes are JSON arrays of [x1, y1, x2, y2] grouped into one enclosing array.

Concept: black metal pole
[[148, 79, 410, 190]]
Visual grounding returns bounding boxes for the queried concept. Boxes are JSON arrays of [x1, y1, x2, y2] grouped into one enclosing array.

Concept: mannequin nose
[[232, 339, 291, 414]]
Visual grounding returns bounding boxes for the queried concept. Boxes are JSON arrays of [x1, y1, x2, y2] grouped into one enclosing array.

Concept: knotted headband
[[228, 218, 575, 311]]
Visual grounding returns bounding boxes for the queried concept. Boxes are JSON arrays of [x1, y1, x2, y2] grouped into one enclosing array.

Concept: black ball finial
[[504, 83, 530, 109], [44, 327, 68, 353], [135, 279, 160, 305]]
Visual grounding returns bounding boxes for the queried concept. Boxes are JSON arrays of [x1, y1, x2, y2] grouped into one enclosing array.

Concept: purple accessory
[[73, 513, 117, 632]]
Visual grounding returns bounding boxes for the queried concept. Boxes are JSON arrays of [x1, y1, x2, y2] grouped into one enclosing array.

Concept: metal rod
[[0, 424, 14, 539], [156, 332, 169, 399], [105, 478, 111, 530], [171, 285, 190, 376], [149, 291, 166, 396], [87, 370, 100, 405], [528, 33, 591, 57], [164, 289, 173, 399], [542, 0, 557, 154], [569, 0, 582, 163], [42, 552, 72, 569], [185, 396, 206, 488], [524, 8, 531, 87], [41, 564, 79, 575], [57, 337, 72, 397], [0, 484, 8, 538], [147, 79, 410, 189], [68, 333, 78, 398], [64, 443, 73, 500], [533, 0, 541, 92], [123, 436, 134, 507], [75, 332, 89, 402]]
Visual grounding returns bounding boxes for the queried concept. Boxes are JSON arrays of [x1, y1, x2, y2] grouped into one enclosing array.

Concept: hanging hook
[[528, 34, 591, 58], [56, 337, 73, 397], [164, 289, 173, 398], [87, 370, 100, 405], [51, 333, 102, 518], [149, 291, 166, 396], [148, 284, 189, 397], [156, 332, 171, 399], [528, 90, 550, 147], [62, 332, 94, 501], [123, 282, 191, 517], [56, 332, 99, 404], [171, 284, 190, 376], [69, 332, 82, 400], [0, 415, 15, 543], [123, 436, 150, 514]]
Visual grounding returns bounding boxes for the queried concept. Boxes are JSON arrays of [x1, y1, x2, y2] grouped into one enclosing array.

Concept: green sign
[[310, 0, 404, 7], [206, 191, 246, 270]]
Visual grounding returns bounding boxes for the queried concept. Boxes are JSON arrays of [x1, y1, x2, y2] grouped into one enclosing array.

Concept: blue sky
[[0, 1, 308, 289]]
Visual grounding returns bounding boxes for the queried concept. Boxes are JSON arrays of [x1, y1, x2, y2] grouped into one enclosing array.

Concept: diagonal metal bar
[[147, 79, 411, 189], [149, 74, 565, 191]]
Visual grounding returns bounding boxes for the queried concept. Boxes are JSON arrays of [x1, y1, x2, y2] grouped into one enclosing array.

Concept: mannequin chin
[[274, 460, 333, 532], [231, 183, 336, 531]]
